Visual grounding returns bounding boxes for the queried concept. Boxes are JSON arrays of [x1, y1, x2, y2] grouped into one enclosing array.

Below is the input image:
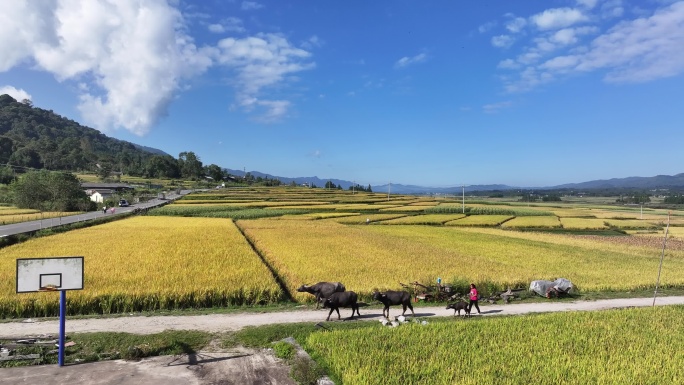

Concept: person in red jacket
[[468, 283, 481, 315]]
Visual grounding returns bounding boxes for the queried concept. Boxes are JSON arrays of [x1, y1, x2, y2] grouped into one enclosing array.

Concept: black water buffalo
[[323, 291, 360, 321], [372, 290, 415, 318], [446, 301, 470, 317], [297, 282, 346, 309]]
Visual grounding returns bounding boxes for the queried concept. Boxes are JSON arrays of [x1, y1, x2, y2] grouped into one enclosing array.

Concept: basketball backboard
[[16, 257, 84, 293]]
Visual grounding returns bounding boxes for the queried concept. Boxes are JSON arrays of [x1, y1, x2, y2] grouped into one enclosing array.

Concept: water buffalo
[[446, 301, 470, 317], [372, 290, 415, 318], [323, 291, 360, 321], [297, 282, 346, 309]]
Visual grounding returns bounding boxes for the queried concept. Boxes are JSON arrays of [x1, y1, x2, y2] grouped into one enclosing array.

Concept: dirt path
[[3, 296, 683, 337]]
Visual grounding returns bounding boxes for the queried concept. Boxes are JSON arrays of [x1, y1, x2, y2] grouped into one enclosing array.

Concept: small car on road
[[118, 199, 130, 207]]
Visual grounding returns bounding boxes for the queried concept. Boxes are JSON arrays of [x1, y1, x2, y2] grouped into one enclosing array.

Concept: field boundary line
[[233, 219, 295, 303]]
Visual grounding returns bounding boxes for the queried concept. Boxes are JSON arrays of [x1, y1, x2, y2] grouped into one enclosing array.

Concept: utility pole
[[462, 185, 465, 214], [387, 181, 391, 201]]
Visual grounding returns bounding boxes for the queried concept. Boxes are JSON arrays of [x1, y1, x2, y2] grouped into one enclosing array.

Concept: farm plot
[[0, 217, 282, 318], [379, 205, 428, 212], [332, 204, 402, 211], [426, 204, 553, 216], [237, 219, 684, 302], [330, 213, 408, 224], [279, 212, 359, 220], [377, 214, 466, 225], [627, 226, 684, 239], [306, 306, 684, 385], [550, 209, 596, 218], [604, 219, 661, 230], [0, 211, 81, 225], [559, 218, 609, 230], [502, 216, 562, 229], [445, 215, 513, 227]]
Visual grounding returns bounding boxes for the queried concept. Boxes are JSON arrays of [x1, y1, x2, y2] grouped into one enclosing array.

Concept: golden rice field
[[279, 212, 359, 220], [444, 215, 513, 227], [0, 208, 40, 215], [604, 219, 661, 229], [501, 216, 562, 229], [627, 226, 684, 239], [559, 217, 609, 230], [330, 214, 408, 224], [169, 200, 262, 205], [549, 209, 596, 218], [175, 200, 330, 207], [379, 205, 428, 212], [0, 211, 82, 225], [0, 217, 281, 317], [306, 306, 684, 385], [332, 204, 402, 211], [378, 214, 466, 225], [237, 219, 684, 302]]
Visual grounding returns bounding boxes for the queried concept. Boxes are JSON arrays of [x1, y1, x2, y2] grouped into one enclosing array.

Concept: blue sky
[[1, 0, 683, 187]]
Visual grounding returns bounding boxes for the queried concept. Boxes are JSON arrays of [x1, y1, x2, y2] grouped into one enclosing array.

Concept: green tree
[[205, 164, 224, 182], [11, 170, 89, 211], [96, 163, 112, 181], [367, 184, 372, 193], [178, 151, 203, 180], [144, 155, 180, 178]]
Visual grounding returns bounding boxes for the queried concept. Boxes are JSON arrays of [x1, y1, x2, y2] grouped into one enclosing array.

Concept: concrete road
[[0, 190, 191, 238]]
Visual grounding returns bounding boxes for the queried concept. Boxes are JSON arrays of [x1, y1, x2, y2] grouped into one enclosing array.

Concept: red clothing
[[469, 288, 478, 301]]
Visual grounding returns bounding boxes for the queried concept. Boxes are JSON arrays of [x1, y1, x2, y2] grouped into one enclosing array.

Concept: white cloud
[[506, 17, 527, 33], [601, 0, 624, 18], [301, 35, 324, 50], [497, 59, 520, 69], [0, 1, 312, 132], [394, 53, 427, 68], [216, 33, 314, 121], [501, 2, 684, 91], [576, 0, 598, 9], [482, 100, 513, 114], [531, 8, 588, 30], [575, 1, 684, 82], [539, 55, 580, 70], [0, 85, 31, 101], [241, 1, 263, 11], [0, 0, 213, 135], [208, 17, 245, 34], [478, 21, 497, 33], [208, 24, 225, 33], [491, 35, 515, 48]]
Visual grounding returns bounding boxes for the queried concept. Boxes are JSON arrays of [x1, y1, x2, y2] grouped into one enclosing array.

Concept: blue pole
[[59, 290, 66, 367]]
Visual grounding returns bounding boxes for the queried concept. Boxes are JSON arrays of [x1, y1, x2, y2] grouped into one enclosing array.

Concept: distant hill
[[131, 143, 170, 157], [552, 174, 684, 190], [0, 94, 170, 174], [226, 166, 684, 195]]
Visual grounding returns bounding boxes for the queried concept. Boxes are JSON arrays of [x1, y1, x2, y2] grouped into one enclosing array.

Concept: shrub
[[273, 341, 295, 360]]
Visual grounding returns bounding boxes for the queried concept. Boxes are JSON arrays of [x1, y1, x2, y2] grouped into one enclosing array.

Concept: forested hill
[[0, 94, 169, 175]]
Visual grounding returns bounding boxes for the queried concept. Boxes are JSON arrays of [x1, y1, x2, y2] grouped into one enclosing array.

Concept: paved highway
[[0, 190, 192, 238]]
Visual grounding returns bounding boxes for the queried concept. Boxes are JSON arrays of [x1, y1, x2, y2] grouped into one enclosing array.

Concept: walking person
[[102, 205, 107, 214], [468, 283, 481, 315]]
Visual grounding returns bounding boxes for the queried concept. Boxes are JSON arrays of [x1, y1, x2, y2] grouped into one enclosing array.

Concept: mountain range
[[226, 168, 684, 194]]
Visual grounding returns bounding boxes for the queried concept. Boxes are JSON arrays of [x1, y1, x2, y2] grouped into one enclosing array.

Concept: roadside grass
[[0, 330, 212, 367]]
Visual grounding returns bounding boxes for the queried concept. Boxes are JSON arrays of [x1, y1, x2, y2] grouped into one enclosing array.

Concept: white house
[[86, 189, 115, 203]]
